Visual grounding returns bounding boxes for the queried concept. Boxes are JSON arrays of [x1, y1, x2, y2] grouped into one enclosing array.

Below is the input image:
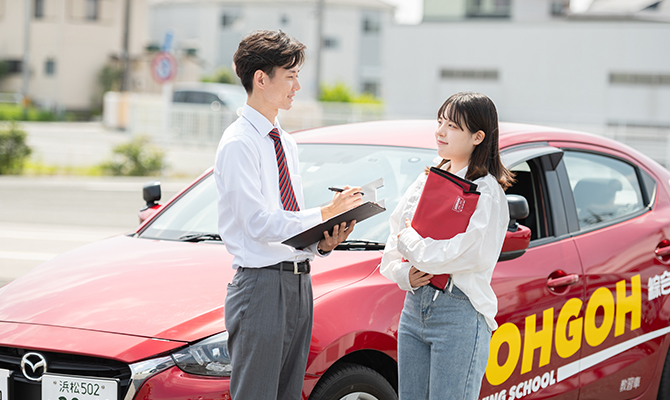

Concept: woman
[[380, 92, 514, 399]]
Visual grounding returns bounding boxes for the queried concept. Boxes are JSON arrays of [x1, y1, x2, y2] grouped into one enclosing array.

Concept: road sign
[[151, 52, 178, 84]]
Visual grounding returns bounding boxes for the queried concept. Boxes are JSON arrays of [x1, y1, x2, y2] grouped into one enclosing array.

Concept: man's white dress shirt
[[380, 166, 509, 331], [214, 104, 324, 269]]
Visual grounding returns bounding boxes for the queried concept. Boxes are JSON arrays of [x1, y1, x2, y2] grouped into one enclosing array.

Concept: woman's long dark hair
[[434, 92, 514, 190]]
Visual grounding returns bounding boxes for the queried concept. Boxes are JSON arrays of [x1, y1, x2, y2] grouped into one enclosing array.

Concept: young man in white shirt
[[214, 30, 362, 400]]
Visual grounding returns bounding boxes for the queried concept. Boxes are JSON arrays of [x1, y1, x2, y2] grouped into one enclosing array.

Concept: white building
[[383, 0, 670, 130], [148, 0, 394, 99], [0, 0, 149, 112]]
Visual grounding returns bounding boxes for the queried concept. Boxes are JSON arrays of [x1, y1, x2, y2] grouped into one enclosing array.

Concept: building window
[[221, 12, 238, 28], [45, 58, 56, 76], [323, 37, 339, 50], [86, 0, 99, 21], [466, 0, 511, 18], [5, 60, 22, 74], [362, 16, 380, 33], [440, 68, 499, 80], [362, 81, 379, 97], [280, 14, 290, 26], [34, 0, 45, 19], [610, 72, 670, 86]]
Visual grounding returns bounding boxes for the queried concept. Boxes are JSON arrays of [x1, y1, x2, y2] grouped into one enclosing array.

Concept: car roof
[[292, 120, 641, 156]]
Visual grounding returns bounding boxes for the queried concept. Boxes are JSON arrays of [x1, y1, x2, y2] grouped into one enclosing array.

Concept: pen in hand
[[329, 187, 364, 196]]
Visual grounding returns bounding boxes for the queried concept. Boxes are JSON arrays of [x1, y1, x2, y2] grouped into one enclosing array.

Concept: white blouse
[[380, 166, 509, 331]]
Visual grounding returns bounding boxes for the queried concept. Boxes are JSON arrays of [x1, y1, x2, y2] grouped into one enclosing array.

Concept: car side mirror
[[139, 181, 162, 224], [499, 195, 531, 262]]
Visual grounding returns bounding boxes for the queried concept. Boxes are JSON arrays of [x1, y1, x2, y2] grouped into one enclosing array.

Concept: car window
[[563, 151, 645, 229], [506, 160, 552, 241], [140, 144, 436, 243]]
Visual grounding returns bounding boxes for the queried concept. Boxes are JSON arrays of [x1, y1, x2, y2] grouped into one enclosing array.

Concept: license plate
[[0, 369, 10, 400], [42, 373, 118, 400]]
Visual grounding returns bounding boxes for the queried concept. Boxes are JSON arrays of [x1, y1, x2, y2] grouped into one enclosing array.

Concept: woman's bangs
[[438, 98, 467, 131]]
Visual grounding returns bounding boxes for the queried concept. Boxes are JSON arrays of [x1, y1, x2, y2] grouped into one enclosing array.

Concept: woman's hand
[[409, 266, 433, 289], [318, 220, 356, 253]]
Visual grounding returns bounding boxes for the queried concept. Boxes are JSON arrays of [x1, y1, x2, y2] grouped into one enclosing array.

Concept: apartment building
[[148, 0, 394, 99], [0, 0, 148, 112]]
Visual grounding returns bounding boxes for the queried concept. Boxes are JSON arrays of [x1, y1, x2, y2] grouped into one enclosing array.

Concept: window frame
[[501, 143, 570, 248]]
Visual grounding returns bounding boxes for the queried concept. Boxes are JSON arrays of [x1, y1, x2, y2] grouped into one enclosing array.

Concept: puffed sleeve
[[396, 182, 508, 275], [380, 177, 424, 291]]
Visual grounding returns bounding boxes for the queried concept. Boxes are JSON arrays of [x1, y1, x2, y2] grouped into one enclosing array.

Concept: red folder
[[409, 167, 480, 291]]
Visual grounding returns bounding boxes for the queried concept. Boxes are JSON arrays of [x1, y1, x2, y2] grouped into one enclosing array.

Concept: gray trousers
[[225, 266, 313, 400]]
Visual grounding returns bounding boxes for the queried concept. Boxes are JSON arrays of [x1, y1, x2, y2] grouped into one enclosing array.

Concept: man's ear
[[253, 70, 265, 91], [474, 130, 485, 145]]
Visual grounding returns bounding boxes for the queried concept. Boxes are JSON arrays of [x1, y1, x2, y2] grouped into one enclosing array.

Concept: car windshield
[[139, 144, 437, 244]]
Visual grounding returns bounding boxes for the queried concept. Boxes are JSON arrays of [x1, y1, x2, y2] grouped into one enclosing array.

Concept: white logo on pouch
[[453, 196, 465, 213]]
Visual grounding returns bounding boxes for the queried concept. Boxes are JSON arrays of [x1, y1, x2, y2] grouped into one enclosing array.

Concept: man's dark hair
[[233, 30, 306, 94]]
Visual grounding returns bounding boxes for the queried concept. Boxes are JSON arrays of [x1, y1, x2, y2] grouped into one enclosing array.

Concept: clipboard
[[282, 178, 386, 249], [410, 167, 480, 291]]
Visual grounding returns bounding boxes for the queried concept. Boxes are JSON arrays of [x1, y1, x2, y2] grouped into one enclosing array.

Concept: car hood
[[0, 235, 381, 344]]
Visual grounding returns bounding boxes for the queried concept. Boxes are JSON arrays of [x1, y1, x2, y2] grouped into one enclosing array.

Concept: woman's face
[[435, 110, 482, 167]]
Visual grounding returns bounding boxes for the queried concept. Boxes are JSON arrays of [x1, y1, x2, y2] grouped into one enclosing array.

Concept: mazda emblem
[[21, 352, 47, 382]]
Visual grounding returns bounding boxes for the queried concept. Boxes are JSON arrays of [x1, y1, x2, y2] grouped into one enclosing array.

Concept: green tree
[[201, 67, 236, 84], [0, 61, 8, 82], [0, 121, 32, 174], [100, 136, 165, 176], [98, 63, 124, 93], [319, 82, 382, 104]]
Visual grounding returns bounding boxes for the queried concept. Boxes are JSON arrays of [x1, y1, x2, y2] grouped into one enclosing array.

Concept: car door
[[556, 143, 666, 399], [479, 145, 585, 400]]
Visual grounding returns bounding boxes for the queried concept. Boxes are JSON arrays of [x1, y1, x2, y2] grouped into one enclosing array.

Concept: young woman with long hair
[[381, 92, 514, 399]]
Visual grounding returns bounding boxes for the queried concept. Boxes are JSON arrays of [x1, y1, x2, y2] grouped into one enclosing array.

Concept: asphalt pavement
[[0, 122, 214, 286]]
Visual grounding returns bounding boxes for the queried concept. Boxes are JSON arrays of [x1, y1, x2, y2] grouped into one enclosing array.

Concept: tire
[[659, 348, 670, 399], [309, 363, 397, 400]]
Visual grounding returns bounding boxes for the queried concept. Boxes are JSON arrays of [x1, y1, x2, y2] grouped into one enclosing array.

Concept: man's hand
[[409, 266, 432, 289], [320, 186, 363, 221], [318, 220, 356, 253]]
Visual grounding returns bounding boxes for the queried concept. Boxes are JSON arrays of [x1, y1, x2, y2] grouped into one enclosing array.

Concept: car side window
[[563, 151, 645, 229], [506, 160, 552, 241]]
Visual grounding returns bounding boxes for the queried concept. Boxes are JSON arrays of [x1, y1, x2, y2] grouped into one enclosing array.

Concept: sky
[[381, 0, 424, 24]]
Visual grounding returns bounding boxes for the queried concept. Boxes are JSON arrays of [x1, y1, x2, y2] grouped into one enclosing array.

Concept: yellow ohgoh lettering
[[555, 297, 583, 359], [584, 287, 615, 347], [615, 275, 641, 337], [521, 308, 554, 374], [485, 274, 642, 387], [486, 323, 522, 386]]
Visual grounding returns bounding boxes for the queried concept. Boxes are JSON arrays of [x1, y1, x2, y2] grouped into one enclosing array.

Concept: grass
[[0, 104, 58, 122], [22, 160, 105, 176]]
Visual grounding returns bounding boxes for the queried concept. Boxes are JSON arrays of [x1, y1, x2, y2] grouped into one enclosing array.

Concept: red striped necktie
[[268, 128, 300, 211]]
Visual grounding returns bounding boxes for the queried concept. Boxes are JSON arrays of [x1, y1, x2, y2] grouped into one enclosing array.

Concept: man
[[214, 30, 362, 400]]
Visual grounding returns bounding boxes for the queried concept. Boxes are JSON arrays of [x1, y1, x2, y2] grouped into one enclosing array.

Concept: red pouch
[[409, 167, 480, 291]]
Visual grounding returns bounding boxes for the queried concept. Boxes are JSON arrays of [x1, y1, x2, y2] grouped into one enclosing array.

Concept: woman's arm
[[397, 189, 508, 275]]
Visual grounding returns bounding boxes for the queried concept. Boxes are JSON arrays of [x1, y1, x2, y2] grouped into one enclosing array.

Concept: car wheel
[[658, 348, 670, 399], [309, 363, 397, 400]]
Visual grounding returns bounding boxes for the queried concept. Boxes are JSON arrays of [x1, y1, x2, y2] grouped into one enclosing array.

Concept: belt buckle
[[293, 261, 301, 275]]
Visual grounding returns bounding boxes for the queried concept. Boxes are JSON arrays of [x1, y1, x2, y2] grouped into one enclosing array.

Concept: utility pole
[[120, 0, 132, 91], [314, 0, 325, 100], [21, 0, 32, 112]]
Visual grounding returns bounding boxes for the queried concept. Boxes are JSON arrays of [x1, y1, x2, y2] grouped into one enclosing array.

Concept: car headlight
[[171, 331, 232, 377]]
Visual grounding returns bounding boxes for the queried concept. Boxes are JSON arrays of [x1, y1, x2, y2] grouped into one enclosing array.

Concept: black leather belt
[[265, 260, 311, 274]]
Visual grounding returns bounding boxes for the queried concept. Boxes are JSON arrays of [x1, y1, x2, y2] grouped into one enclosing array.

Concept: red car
[[0, 120, 669, 400]]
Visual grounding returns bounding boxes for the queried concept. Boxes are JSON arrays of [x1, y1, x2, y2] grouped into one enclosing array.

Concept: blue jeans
[[398, 282, 491, 400]]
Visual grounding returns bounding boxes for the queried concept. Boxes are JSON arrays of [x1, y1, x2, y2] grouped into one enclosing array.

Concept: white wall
[[0, 0, 148, 111], [383, 20, 670, 127], [149, 1, 391, 100]]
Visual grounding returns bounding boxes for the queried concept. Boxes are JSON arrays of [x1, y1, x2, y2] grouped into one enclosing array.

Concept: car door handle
[[547, 274, 580, 288]]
